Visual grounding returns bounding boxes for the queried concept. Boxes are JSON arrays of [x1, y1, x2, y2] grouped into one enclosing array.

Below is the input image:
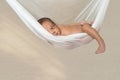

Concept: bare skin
[[41, 20, 105, 54]]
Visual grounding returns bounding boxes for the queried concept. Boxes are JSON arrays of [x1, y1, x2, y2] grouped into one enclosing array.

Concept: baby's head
[[38, 17, 61, 36]]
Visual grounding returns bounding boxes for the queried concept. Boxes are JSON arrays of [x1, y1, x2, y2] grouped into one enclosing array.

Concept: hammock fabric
[[6, 0, 110, 49]]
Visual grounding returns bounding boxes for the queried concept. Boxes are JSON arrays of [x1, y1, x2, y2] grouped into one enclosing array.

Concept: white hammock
[[6, 0, 110, 49]]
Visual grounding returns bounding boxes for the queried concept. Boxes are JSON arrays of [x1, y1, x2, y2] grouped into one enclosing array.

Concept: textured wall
[[0, 0, 120, 80]]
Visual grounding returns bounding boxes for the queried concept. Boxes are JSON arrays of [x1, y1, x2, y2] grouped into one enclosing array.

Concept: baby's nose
[[52, 31, 57, 35]]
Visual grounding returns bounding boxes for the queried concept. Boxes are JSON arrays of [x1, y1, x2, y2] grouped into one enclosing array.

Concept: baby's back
[[59, 23, 84, 35]]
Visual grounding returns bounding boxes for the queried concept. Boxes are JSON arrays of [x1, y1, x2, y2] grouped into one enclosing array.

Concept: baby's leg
[[82, 24, 105, 54]]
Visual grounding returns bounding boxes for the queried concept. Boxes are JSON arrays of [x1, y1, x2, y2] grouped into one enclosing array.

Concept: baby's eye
[[50, 26, 55, 29], [50, 27, 54, 29]]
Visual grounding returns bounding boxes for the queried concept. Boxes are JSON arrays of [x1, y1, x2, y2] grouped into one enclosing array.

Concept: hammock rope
[[6, 0, 110, 49]]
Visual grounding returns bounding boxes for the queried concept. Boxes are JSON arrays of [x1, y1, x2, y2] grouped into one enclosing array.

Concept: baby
[[38, 17, 105, 54]]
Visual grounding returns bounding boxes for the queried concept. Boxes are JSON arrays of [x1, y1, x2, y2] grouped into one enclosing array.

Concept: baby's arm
[[81, 24, 105, 54]]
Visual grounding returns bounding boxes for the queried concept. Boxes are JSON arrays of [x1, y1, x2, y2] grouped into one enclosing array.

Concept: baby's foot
[[95, 46, 105, 54]]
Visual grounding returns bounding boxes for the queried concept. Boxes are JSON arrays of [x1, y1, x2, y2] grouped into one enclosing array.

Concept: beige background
[[0, 0, 120, 80]]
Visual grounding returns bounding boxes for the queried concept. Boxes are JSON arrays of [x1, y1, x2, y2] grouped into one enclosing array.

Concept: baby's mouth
[[54, 32, 60, 36], [55, 33, 59, 36], [57, 32, 61, 36]]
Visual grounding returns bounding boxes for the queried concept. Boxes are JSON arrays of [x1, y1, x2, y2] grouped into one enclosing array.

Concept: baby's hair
[[38, 17, 55, 25]]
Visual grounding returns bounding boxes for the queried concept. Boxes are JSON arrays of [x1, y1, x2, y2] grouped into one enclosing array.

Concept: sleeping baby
[[38, 17, 105, 54]]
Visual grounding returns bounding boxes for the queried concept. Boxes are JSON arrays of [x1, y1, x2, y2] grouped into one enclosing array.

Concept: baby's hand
[[81, 20, 94, 26], [80, 20, 87, 25], [89, 21, 94, 25]]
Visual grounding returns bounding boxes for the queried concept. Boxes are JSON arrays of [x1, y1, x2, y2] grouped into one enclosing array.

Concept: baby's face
[[42, 21, 61, 36]]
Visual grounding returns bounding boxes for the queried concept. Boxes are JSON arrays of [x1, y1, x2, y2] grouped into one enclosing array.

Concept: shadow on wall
[[0, 49, 66, 80]]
